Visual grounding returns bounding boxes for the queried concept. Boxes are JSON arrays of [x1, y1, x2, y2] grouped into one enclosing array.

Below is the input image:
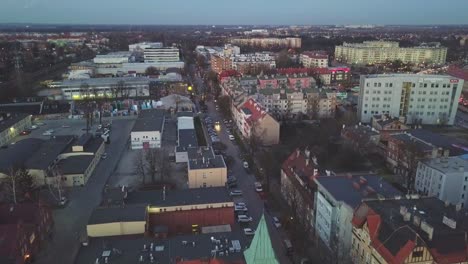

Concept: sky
[[1, 0, 468, 25]]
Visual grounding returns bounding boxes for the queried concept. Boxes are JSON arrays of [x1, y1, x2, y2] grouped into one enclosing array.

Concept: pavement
[[203, 100, 293, 264], [34, 117, 136, 264]]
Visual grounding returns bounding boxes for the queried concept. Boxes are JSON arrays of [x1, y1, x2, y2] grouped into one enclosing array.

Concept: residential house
[[351, 197, 468, 264]]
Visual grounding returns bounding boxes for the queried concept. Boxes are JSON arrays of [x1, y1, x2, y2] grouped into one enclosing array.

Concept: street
[[203, 100, 293, 264], [35, 117, 136, 264]]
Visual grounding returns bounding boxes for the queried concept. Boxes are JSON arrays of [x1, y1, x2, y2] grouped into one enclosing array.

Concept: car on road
[[243, 228, 255, 236], [62, 125, 71, 128], [254, 182, 263, 192], [234, 205, 248, 212], [235, 202, 246, 207], [230, 190, 243, 196], [243, 161, 249, 169], [272, 217, 281, 228], [101, 153, 108, 159], [237, 215, 253, 223], [42, 131, 53, 136], [20, 130, 31, 136], [35, 122, 45, 126], [229, 134, 235, 141], [30, 125, 38, 130]]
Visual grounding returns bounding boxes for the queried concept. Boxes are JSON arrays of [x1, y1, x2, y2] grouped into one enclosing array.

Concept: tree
[[249, 120, 264, 156], [307, 94, 320, 120], [217, 95, 232, 118], [395, 140, 425, 191], [134, 148, 171, 184], [276, 50, 294, 68], [145, 66, 160, 76], [3, 166, 35, 204]]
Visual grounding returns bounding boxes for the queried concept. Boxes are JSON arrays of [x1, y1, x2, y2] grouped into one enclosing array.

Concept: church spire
[[243, 213, 280, 264]]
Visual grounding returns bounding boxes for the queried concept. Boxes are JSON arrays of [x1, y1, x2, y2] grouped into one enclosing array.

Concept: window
[[412, 250, 424, 258]]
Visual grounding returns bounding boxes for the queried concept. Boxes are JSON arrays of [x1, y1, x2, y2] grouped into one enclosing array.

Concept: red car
[[20, 130, 31, 135]]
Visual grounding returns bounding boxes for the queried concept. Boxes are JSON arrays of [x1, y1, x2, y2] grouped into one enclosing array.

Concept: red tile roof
[[282, 148, 318, 183], [240, 98, 267, 123]]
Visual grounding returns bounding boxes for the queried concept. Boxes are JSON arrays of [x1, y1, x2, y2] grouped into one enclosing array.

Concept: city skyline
[[1, 0, 468, 25]]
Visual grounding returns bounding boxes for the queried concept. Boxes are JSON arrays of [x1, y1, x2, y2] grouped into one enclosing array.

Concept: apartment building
[[300, 51, 329, 68], [231, 37, 301, 49], [187, 147, 227, 188], [0, 113, 32, 147], [351, 198, 468, 264], [210, 54, 233, 74], [232, 98, 280, 145], [416, 156, 468, 208], [144, 46, 180, 63], [358, 74, 463, 125], [232, 53, 276, 74], [129, 42, 163, 52], [335, 41, 448, 65]]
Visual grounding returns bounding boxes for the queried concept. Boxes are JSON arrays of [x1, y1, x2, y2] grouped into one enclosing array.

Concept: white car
[[230, 190, 243, 196], [243, 161, 249, 169], [237, 215, 253, 223], [229, 134, 235, 141], [243, 228, 255, 236], [42, 131, 53, 136], [234, 205, 248, 212], [254, 182, 263, 192], [272, 217, 281, 228], [30, 125, 38, 130], [235, 202, 246, 207]]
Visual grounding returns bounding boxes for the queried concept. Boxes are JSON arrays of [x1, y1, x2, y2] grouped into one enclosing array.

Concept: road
[[203, 101, 292, 264], [35, 117, 136, 264]]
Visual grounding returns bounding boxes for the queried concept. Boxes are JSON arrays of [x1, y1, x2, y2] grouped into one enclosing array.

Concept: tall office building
[[335, 41, 447, 65], [358, 74, 463, 125]]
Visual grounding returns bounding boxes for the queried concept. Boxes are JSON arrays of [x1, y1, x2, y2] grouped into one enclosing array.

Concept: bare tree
[[249, 119, 264, 156], [2, 166, 35, 204], [142, 148, 171, 184], [395, 140, 425, 191], [134, 151, 147, 184], [307, 94, 320, 120]]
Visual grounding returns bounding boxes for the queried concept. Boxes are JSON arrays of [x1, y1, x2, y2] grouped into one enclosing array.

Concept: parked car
[[29, 125, 38, 130], [101, 153, 108, 159], [235, 202, 246, 207], [243, 161, 249, 169], [229, 134, 235, 141], [42, 131, 53, 136], [237, 215, 253, 223], [243, 228, 255, 236], [272, 217, 281, 228], [284, 240, 293, 256], [62, 125, 71, 128], [234, 205, 248, 212], [20, 130, 31, 136], [230, 190, 243, 196]]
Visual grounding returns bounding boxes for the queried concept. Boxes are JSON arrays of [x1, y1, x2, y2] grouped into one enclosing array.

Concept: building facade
[[300, 51, 329, 68], [231, 37, 302, 49], [416, 156, 468, 208], [144, 47, 180, 63], [335, 41, 448, 65], [187, 147, 227, 189], [358, 74, 463, 125], [0, 113, 32, 147], [130, 109, 165, 150]]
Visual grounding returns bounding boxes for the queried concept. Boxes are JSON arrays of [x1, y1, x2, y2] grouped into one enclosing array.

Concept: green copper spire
[[243, 213, 280, 264]]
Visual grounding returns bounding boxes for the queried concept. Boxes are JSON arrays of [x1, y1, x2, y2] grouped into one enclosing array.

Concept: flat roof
[[363, 74, 459, 80], [132, 109, 166, 132], [88, 205, 146, 225], [54, 76, 158, 88], [25, 135, 75, 170], [188, 147, 226, 170], [57, 155, 94, 175], [0, 138, 44, 173], [126, 187, 232, 207], [422, 156, 468, 174], [315, 174, 402, 208], [0, 112, 29, 134], [75, 232, 245, 264], [178, 129, 198, 150]]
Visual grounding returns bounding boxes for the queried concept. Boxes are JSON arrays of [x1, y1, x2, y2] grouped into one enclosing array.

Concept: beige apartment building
[[187, 147, 227, 188], [335, 41, 447, 65]]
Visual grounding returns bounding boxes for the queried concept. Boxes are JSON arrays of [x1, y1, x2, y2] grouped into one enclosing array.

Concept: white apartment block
[[335, 41, 447, 65], [300, 52, 329, 68], [358, 74, 463, 125], [416, 156, 468, 208], [144, 47, 180, 63]]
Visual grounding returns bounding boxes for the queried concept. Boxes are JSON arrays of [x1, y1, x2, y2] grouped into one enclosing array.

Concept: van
[[284, 240, 293, 256]]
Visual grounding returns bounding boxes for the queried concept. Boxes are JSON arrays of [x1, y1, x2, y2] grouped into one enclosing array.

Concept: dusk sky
[[1, 0, 468, 25]]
